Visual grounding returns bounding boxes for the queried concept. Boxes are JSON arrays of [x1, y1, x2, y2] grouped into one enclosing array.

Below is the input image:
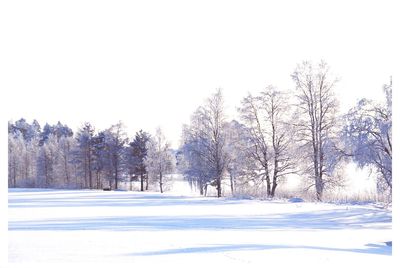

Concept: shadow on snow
[[126, 243, 391, 256], [9, 209, 391, 231]]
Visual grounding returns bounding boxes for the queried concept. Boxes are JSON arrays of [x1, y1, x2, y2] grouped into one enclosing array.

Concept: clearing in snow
[[8, 188, 392, 267]]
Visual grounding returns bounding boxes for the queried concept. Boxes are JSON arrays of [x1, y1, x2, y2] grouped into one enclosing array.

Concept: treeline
[[8, 121, 175, 192], [178, 61, 392, 201], [8, 60, 392, 201]]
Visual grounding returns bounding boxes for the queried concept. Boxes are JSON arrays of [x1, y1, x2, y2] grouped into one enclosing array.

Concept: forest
[[8, 61, 392, 202]]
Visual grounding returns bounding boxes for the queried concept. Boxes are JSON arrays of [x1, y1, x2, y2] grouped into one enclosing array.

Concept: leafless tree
[[239, 86, 296, 198], [145, 128, 175, 193], [58, 136, 75, 186], [291, 60, 341, 201], [179, 89, 229, 197], [225, 120, 257, 196], [201, 89, 228, 197]]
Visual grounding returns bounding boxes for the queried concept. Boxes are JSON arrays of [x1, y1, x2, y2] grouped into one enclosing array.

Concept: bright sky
[[0, 2, 399, 260], [1, 0, 398, 148]]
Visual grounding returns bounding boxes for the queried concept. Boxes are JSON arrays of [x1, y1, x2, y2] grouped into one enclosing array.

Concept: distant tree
[[180, 120, 214, 196], [92, 131, 107, 189], [39, 123, 54, 146], [37, 134, 59, 187], [343, 78, 392, 197], [10, 118, 39, 142], [180, 89, 229, 197], [291, 60, 342, 201], [201, 89, 228, 197], [103, 122, 128, 190], [8, 133, 24, 187], [224, 120, 257, 196], [54, 121, 73, 141], [127, 130, 151, 191], [58, 136, 75, 186], [75, 123, 95, 188], [31, 120, 41, 140], [8, 119, 41, 187], [145, 128, 175, 193]]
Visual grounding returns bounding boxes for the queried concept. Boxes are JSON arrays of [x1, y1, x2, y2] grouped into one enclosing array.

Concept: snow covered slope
[[8, 189, 392, 267]]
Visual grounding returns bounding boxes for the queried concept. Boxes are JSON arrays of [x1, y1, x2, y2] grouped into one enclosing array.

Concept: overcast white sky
[[1, 0, 398, 148]]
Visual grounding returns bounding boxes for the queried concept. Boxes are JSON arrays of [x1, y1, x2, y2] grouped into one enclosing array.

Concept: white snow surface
[[8, 188, 392, 268]]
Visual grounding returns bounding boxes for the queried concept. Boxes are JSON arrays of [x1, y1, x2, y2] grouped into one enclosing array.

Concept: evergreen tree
[[102, 122, 128, 190], [127, 130, 151, 191]]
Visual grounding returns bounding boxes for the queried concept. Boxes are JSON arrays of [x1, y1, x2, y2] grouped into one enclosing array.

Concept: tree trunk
[[140, 174, 144, 191], [159, 172, 163, 193], [199, 182, 204, 195], [44, 156, 49, 187], [84, 153, 88, 188], [88, 148, 92, 189], [265, 164, 271, 197], [64, 155, 70, 185], [96, 171, 101, 189], [263, 152, 271, 198], [230, 173, 235, 196], [217, 175, 221, 198], [266, 176, 271, 197], [13, 158, 17, 187], [114, 166, 118, 190], [216, 159, 222, 198], [271, 158, 279, 198], [25, 154, 29, 181]]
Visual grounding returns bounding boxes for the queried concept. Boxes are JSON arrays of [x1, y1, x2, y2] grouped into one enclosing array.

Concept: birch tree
[[291, 60, 341, 201], [225, 120, 256, 195], [201, 89, 228, 197], [180, 119, 214, 196], [239, 86, 296, 198], [145, 128, 175, 193], [180, 89, 229, 197]]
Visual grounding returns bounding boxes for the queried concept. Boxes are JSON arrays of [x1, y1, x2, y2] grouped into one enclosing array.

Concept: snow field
[[8, 189, 392, 267]]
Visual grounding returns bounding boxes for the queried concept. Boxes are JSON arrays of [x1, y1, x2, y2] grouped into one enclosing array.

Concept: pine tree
[[128, 130, 151, 191]]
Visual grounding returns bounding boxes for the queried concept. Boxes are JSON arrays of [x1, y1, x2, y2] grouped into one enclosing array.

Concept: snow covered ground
[[8, 188, 392, 267]]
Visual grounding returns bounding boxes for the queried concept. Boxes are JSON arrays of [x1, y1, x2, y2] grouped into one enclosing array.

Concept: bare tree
[[291, 60, 341, 201], [58, 136, 75, 186], [239, 93, 270, 195], [145, 128, 175, 193], [180, 121, 212, 195], [8, 133, 23, 187], [239, 86, 296, 198], [203, 89, 228, 197], [261, 87, 297, 197], [225, 120, 257, 196], [75, 123, 95, 188], [37, 134, 59, 187], [179, 89, 228, 197]]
